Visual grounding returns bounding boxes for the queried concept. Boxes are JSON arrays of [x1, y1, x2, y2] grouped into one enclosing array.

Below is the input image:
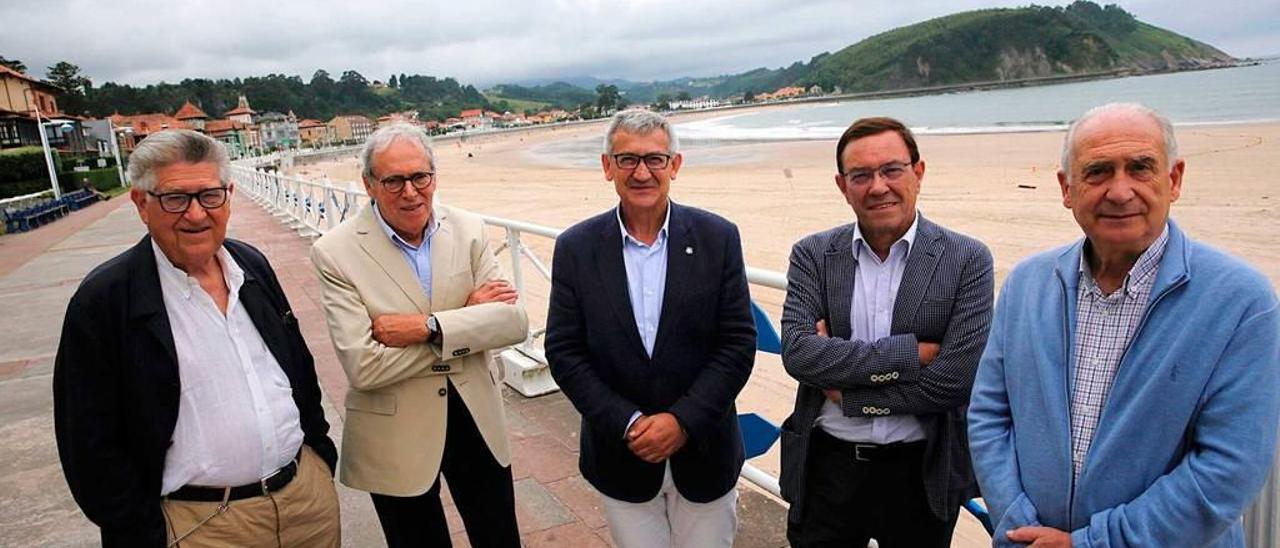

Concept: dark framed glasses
[[378, 172, 436, 193], [147, 187, 230, 213], [611, 153, 673, 171]]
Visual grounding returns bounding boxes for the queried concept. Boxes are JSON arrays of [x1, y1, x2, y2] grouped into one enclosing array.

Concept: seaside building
[[173, 100, 209, 132], [327, 114, 374, 144], [667, 97, 721, 110], [0, 65, 90, 152], [298, 118, 332, 147], [108, 112, 189, 151], [460, 108, 490, 129], [257, 111, 300, 150], [224, 95, 256, 125], [205, 119, 253, 158]]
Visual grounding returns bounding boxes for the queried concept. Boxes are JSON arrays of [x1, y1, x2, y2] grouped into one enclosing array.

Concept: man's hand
[[1007, 527, 1071, 547], [626, 413, 688, 463], [466, 280, 518, 306], [918, 342, 940, 366], [815, 319, 829, 338], [371, 314, 429, 348]]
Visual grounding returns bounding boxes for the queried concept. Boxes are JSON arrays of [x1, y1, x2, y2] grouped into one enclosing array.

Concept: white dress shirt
[[154, 242, 304, 494], [815, 215, 927, 444]]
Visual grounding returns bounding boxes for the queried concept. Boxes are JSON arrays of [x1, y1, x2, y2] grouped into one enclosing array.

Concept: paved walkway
[[0, 192, 789, 547]]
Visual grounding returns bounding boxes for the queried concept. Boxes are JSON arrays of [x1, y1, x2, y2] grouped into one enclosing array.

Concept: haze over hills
[[494, 1, 1235, 107]]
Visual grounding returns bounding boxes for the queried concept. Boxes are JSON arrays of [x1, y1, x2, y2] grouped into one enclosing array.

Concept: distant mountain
[[492, 1, 1234, 104]]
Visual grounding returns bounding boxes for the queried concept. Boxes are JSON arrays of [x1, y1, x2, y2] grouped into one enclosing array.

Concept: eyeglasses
[[842, 160, 915, 186], [611, 153, 673, 171], [378, 172, 436, 193], [147, 187, 230, 214]]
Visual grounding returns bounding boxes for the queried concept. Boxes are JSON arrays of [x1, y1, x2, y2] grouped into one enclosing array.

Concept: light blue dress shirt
[[815, 213, 927, 444], [372, 203, 440, 299], [618, 203, 671, 437], [618, 204, 670, 357]]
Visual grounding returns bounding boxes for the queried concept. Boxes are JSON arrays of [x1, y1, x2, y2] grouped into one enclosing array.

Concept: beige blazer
[[311, 203, 528, 496]]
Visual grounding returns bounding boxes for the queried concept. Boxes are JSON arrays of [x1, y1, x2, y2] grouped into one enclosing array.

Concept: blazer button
[[438, 388, 447, 397]]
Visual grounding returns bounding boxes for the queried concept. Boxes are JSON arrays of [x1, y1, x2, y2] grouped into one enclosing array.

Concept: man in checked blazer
[[311, 123, 528, 547], [779, 117, 994, 547]]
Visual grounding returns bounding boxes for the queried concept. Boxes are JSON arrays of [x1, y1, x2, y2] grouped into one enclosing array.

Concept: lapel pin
[[685, 246, 694, 255]]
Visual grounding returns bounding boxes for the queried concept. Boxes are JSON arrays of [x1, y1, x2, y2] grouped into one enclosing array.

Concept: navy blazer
[[545, 203, 756, 503], [53, 236, 337, 548]]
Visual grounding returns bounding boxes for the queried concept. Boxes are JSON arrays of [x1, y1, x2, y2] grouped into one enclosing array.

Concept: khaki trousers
[[163, 446, 341, 548]]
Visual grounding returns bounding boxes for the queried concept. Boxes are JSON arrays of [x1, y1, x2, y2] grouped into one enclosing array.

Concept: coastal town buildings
[[0, 65, 90, 152], [327, 114, 373, 143], [298, 118, 331, 147]]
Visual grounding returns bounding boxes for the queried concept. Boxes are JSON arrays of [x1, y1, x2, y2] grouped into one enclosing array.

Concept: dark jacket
[[53, 236, 338, 548], [779, 215, 994, 523], [545, 203, 756, 503]]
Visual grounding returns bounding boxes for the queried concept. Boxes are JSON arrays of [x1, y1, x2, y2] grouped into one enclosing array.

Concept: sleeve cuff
[[623, 410, 642, 439]]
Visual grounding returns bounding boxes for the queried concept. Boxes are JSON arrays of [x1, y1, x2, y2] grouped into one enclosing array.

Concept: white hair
[[602, 109, 679, 154], [361, 122, 436, 180], [126, 129, 230, 191], [1060, 102, 1179, 183]]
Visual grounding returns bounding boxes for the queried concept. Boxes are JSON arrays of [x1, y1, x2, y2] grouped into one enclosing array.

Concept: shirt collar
[[852, 210, 919, 260], [151, 239, 244, 300], [616, 201, 672, 248], [1078, 223, 1170, 297], [372, 201, 439, 251]]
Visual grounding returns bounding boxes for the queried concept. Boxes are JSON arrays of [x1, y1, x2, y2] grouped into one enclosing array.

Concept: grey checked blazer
[[778, 214, 994, 523]]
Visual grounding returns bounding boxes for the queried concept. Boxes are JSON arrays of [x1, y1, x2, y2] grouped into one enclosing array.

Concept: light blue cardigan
[[968, 221, 1280, 548]]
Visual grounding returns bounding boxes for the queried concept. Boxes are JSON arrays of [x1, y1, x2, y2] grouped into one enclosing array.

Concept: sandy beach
[[293, 115, 1280, 545]]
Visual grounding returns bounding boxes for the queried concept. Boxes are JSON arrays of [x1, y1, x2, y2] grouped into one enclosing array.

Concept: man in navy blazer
[[545, 110, 756, 548]]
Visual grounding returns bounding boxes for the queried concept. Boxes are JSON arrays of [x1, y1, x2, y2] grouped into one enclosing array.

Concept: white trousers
[[599, 463, 738, 548]]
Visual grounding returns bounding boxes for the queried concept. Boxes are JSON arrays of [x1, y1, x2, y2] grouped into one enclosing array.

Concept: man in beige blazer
[[311, 123, 528, 547]]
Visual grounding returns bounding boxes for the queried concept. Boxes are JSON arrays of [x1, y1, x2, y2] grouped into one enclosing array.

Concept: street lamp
[[109, 121, 132, 188], [24, 89, 64, 200]]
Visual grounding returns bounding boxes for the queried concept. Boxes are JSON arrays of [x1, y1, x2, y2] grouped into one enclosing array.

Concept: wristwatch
[[426, 315, 441, 344]]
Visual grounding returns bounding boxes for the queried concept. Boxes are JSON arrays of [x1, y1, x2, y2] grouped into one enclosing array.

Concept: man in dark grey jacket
[[779, 117, 994, 547]]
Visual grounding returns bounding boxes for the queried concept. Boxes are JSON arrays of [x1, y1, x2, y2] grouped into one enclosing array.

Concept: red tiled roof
[[111, 113, 190, 136], [298, 119, 326, 128], [459, 109, 482, 118], [225, 105, 255, 116], [174, 101, 209, 120], [205, 119, 247, 134]]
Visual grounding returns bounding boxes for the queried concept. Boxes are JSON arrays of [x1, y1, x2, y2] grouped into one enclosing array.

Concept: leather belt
[[167, 454, 300, 502], [815, 428, 926, 463]]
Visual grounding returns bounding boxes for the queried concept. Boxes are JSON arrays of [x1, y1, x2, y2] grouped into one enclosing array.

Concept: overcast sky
[[2, 0, 1277, 89]]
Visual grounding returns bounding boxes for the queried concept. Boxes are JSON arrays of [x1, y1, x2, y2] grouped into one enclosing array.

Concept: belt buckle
[[853, 443, 874, 462]]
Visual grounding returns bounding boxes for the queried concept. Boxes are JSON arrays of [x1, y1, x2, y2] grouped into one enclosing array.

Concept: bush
[[0, 147, 54, 184], [0, 178, 57, 200], [59, 168, 123, 192]]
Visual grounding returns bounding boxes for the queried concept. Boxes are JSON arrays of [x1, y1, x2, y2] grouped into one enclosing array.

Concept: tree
[[388, 74, 398, 88], [0, 56, 27, 73], [655, 93, 672, 109], [743, 90, 755, 103], [46, 61, 91, 94], [676, 91, 691, 101], [595, 84, 622, 114]]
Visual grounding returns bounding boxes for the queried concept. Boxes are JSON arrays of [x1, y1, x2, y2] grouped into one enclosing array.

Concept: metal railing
[[232, 158, 790, 500]]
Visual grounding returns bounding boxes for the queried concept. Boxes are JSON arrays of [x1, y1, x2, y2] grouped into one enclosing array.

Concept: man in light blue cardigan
[[968, 102, 1280, 548]]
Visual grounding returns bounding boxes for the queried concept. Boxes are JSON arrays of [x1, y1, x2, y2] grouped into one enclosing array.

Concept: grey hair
[[361, 122, 436, 180], [1061, 102, 1179, 183], [602, 109, 679, 155], [126, 129, 231, 192]]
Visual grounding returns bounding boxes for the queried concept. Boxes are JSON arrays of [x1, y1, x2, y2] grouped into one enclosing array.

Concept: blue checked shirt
[[1070, 226, 1169, 480]]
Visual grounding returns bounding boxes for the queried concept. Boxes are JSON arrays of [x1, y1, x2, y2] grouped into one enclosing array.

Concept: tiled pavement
[[0, 192, 790, 547]]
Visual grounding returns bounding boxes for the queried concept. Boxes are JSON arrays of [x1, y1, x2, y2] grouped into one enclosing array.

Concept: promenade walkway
[[0, 192, 789, 547]]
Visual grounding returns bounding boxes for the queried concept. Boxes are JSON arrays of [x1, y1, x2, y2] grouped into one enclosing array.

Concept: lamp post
[[108, 120, 132, 188], [28, 96, 63, 200]]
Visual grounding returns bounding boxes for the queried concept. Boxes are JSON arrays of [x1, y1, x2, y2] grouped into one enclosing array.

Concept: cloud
[[1, 0, 1276, 88]]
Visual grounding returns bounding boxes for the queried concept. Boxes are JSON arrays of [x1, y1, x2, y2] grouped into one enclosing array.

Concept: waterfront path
[[0, 192, 789, 547]]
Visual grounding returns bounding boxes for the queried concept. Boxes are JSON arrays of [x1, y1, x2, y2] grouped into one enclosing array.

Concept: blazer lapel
[[653, 203, 692, 359], [824, 224, 857, 340], [892, 216, 943, 334], [428, 208, 454, 312], [596, 209, 647, 359], [354, 205, 431, 314], [126, 236, 179, 390]]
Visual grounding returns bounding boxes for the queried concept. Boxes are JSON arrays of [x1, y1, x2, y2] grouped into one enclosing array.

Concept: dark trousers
[[370, 382, 519, 548], [787, 429, 959, 548]]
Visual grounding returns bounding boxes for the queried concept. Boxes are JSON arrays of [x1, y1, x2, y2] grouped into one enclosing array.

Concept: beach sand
[[296, 117, 1280, 546]]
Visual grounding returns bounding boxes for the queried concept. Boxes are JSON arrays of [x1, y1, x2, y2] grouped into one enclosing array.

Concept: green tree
[[675, 91, 691, 101], [47, 61, 91, 94], [0, 56, 27, 73], [743, 90, 755, 103], [595, 84, 622, 113]]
